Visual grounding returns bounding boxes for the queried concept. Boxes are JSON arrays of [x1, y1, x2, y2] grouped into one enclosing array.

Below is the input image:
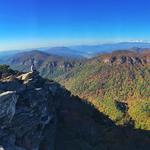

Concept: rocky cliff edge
[[0, 71, 150, 150]]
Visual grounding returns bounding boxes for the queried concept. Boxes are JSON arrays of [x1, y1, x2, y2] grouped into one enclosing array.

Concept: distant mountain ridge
[[1, 42, 150, 60], [44, 46, 85, 58], [70, 42, 150, 54]]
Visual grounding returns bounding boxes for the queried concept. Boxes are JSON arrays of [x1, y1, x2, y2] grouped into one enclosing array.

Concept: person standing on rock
[[31, 58, 36, 73]]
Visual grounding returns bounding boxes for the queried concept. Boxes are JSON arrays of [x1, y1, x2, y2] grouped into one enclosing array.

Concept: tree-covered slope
[[58, 51, 150, 130], [5, 50, 84, 79]]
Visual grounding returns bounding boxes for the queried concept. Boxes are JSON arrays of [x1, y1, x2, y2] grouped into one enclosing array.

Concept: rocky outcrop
[[0, 76, 25, 93], [103, 55, 149, 65], [0, 72, 57, 150], [101, 51, 150, 65], [0, 71, 150, 150], [0, 91, 18, 126]]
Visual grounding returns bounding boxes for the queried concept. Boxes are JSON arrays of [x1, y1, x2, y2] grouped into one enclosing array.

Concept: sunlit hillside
[[58, 51, 150, 130]]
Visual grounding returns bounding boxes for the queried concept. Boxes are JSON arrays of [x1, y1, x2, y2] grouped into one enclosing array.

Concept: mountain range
[[1, 42, 150, 60], [3, 50, 83, 79], [0, 43, 150, 79], [0, 45, 150, 149]]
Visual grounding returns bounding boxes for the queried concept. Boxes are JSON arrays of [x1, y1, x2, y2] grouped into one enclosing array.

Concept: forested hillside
[[58, 51, 150, 130]]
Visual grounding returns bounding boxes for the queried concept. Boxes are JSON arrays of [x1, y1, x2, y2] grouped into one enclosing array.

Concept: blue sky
[[0, 0, 150, 50]]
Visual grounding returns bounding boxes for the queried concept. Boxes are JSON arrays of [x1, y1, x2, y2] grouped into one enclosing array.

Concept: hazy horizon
[[0, 0, 150, 50]]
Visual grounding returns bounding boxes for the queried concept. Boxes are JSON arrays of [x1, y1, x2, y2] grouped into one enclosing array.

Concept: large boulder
[[0, 76, 25, 93], [17, 72, 33, 81], [0, 91, 18, 126]]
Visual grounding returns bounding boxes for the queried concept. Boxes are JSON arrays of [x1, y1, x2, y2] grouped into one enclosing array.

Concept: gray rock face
[[107, 55, 148, 65], [0, 146, 5, 150], [110, 56, 117, 64], [0, 76, 25, 93], [127, 57, 134, 65], [0, 91, 18, 126], [120, 56, 127, 64], [0, 72, 57, 150]]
